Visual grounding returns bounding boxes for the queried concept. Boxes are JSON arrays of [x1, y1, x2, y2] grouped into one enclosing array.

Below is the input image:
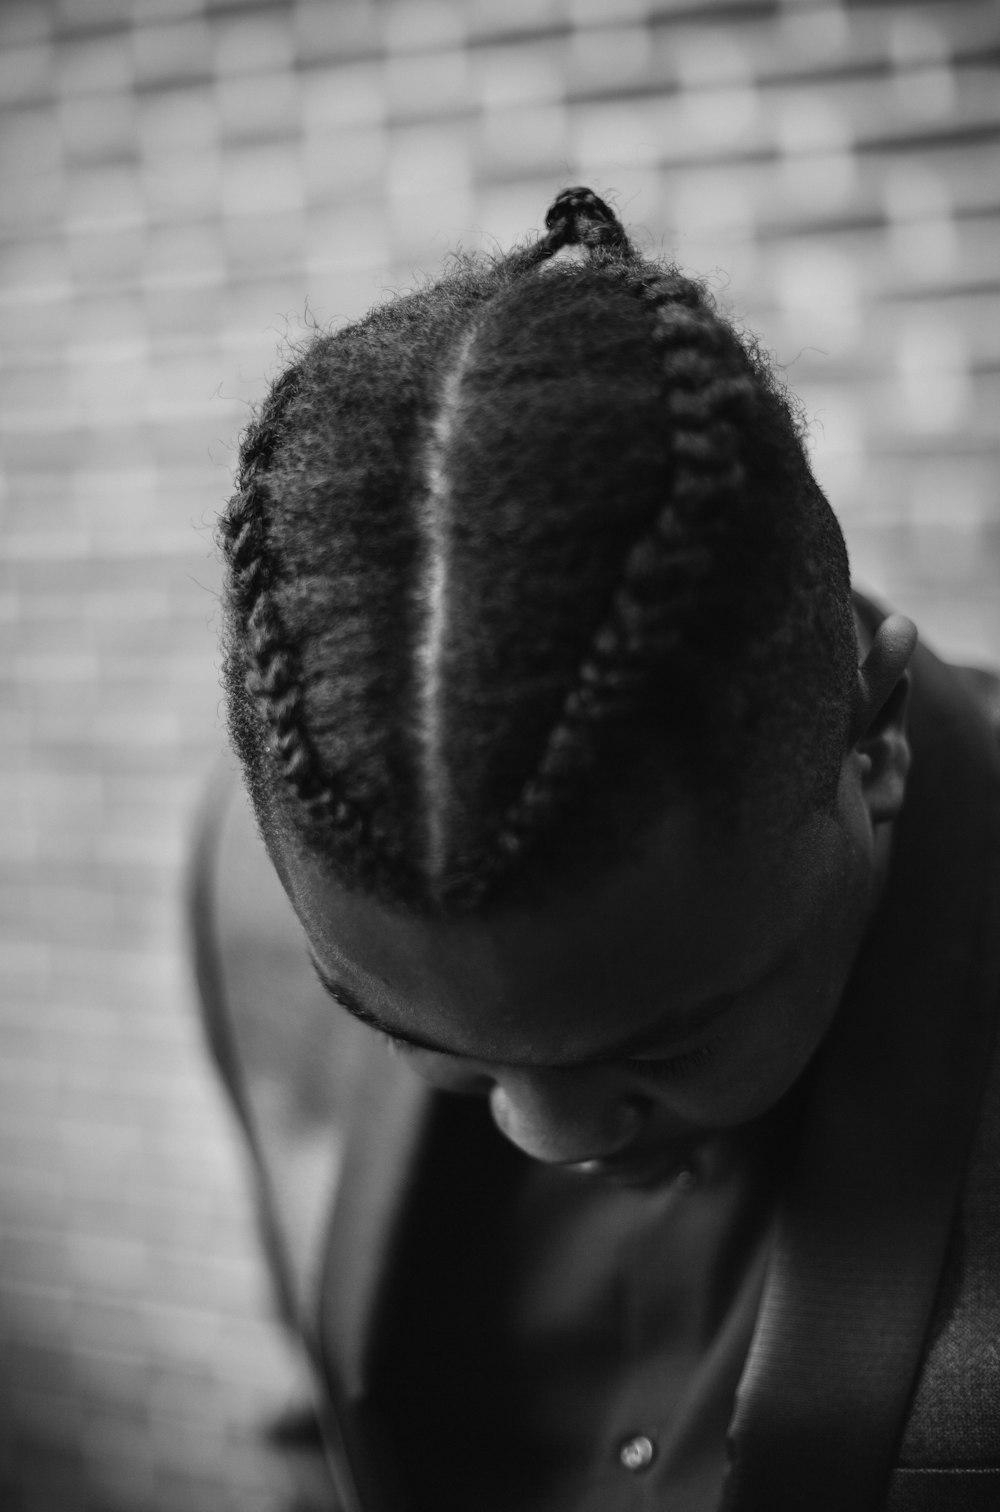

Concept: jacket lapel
[[723, 647, 1000, 1512], [313, 1042, 436, 1512]]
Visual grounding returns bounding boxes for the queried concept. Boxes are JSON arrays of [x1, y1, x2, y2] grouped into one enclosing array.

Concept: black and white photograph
[[1, 2, 999, 1509]]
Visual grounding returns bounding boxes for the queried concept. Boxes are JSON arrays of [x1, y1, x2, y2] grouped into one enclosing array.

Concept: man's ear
[[850, 613, 918, 824]]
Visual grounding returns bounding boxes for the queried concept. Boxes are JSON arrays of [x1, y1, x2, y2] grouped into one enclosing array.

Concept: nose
[[487, 1067, 647, 1164]]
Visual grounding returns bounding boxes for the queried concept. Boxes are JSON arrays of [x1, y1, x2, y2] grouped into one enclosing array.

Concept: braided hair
[[219, 187, 856, 912]]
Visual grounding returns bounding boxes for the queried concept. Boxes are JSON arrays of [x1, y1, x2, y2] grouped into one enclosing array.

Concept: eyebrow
[[307, 953, 746, 1070], [308, 958, 439, 1049]]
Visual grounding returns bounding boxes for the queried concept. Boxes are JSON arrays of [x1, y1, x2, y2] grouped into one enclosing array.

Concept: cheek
[[641, 958, 851, 1130], [693, 849, 874, 1123], [655, 1028, 817, 1129], [719, 991, 839, 1120]]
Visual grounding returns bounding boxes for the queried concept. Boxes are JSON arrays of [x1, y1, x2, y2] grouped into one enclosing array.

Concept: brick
[[301, 123, 387, 200], [211, 11, 295, 77], [0, 104, 62, 175], [0, 41, 54, 108], [0, 4, 52, 46], [55, 31, 133, 97], [136, 83, 218, 159], [59, 90, 138, 164], [131, 18, 214, 89], [382, 1, 466, 55], [293, 1, 381, 64], [0, 1229, 73, 1291], [67, 223, 145, 286], [220, 141, 305, 217], [384, 47, 474, 120], [298, 60, 386, 132], [140, 145, 224, 220], [216, 69, 300, 143], [9, 1389, 85, 1454], [465, 0, 566, 37], [56, 0, 134, 30], [566, 21, 652, 93], [473, 42, 562, 111], [477, 102, 569, 176], [5, 1341, 81, 1397]]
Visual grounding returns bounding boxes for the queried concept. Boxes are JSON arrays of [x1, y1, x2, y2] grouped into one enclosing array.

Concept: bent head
[[269, 613, 914, 1180], [219, 188, 915, 1176]]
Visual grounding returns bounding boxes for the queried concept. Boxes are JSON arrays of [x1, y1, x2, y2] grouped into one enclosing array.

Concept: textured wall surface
[[1, 1, 998, 1508]]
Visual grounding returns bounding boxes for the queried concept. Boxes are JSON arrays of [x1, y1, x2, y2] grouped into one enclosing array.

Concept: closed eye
[[310, 950, 743, 1073], [623, 1036, 722, 1080]]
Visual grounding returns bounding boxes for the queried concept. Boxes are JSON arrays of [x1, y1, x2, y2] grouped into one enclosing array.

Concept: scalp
[[218, 188, 856, 913]]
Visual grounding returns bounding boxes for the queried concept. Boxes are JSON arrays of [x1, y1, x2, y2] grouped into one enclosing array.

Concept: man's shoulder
[[893, 640, 1000, 1473], [896, 999, 1000, 1473]]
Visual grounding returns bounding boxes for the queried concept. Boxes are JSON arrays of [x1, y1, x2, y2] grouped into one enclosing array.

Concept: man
[[194, 190, 1000, 1510]]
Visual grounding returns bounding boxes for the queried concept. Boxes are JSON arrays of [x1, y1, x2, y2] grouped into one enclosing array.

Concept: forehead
[[273, 800, 848, 1067]]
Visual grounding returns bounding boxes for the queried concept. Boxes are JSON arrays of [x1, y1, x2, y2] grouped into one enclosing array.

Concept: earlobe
[[851, 614, 918, 824]]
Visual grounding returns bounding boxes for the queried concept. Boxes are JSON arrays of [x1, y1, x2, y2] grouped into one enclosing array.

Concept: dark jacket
[[190, 635, 1000, 1512]]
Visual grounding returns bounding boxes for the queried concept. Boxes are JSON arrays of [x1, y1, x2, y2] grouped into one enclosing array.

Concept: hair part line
[[416, 326, 478, 884]]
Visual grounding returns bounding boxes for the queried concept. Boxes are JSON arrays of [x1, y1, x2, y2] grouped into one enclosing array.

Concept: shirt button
[[619, 1434, 656, 1472]]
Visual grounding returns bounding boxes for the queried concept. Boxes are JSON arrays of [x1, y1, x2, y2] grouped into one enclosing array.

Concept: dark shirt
[[482, 1123, 782, 1512]]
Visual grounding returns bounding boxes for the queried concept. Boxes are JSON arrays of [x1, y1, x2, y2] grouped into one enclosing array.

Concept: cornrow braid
[[219, 367, 374, 876], [467, 276, 764, 902], [219, 187, 856, 914]]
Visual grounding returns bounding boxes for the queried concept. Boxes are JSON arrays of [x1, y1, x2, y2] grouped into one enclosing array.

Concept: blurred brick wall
[[0, 1, 998, 1508]]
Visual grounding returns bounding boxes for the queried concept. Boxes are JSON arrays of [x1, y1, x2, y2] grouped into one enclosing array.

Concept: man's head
[[219, 187, 860, 915], [218, 188, 917, 1172]]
